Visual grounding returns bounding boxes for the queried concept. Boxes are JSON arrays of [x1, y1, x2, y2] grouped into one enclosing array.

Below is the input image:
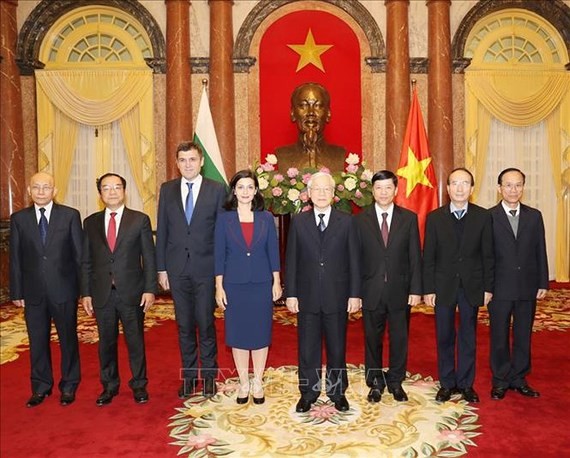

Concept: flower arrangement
[[255, 153, 374, 215]]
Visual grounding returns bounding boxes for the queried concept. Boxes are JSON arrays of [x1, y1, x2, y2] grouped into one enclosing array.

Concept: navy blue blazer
[[214, 210, 280, 284], [156, 177, 226, 277]]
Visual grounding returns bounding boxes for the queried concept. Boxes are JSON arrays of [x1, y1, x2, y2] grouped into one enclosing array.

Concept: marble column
[[385, 0, 410, 172], [209, 0, 236, 178], [427, 0, 453, 204], [1, 0, 26, 302], [166, 0, 193, 179]]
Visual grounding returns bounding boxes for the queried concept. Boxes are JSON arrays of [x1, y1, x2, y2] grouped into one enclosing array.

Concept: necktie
[[318, 213, 326, 232], [454, 209, 466, 220], [185, 182, 194, 224], [107, 212, 117, 252], [381, 212, 389, 246], [508, 209, 519, 237], [509, 209, 517, 217], [38, 208, 48, 245]]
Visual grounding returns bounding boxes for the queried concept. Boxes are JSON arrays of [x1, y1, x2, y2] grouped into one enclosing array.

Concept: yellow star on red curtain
[[287, 29, 333, 72], [396, 148, 434, 197]]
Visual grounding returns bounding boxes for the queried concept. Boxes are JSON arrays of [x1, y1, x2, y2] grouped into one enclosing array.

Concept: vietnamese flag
[[259, 10, 362, 161], [395, 86, 439, 246]]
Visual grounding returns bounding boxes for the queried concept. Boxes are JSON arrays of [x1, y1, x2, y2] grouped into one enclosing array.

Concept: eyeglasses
[[310, 186, 334, 194], [31, 185, 54, 192], [501, 183, 524, 191], [101, 185, 124, 192]]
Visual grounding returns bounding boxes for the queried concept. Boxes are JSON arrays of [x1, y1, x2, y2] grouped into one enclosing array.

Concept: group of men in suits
[[9, 159, 547, 411]]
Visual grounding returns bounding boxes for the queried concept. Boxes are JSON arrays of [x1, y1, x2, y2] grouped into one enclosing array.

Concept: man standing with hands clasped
[[285, 172, 361, 413], [81, 173, 157, 406], [355, 170, 422, 403], [423, 168, 494, 404], [488, 168, 548, 400]]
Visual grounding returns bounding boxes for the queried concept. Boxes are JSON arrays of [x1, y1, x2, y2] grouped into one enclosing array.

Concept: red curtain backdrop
[[259, 10, 362, 162]]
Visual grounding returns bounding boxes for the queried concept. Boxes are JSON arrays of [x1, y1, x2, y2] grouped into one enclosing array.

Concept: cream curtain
[[35, 69, 157, 227], [465, 69, 570, 281]]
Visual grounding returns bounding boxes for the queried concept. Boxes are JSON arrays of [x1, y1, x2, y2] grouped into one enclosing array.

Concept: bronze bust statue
[[275, 82, 346, 172]]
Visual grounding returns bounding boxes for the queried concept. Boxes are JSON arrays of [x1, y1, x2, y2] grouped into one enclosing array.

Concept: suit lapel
[[251, 213, 265, 249], [494, 204, 517, 240], [388, 206, 404, 248], [25, 206, 44, 251], [363, 206, 383, 247], [517, 204, 528, 239], [43, 204, 61, 249], [173, 178, 186, 222], [302, 211, 321, 245], [114, 208, 131, 252], [227, 212, 247, 249]]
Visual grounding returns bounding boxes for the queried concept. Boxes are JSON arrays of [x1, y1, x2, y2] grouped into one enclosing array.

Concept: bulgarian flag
[[194, 84, 228, 184], [395, 85, 439, 246]]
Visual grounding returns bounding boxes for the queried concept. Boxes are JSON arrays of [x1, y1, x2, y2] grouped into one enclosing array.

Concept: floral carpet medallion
[[169, 365, 480, 457]]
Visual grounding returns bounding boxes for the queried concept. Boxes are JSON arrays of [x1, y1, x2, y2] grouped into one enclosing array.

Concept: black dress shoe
[[435, 387, 454, 402], [203, 378, 217, 398], [490, 386, 507, 400], [389, 386, 409, 402], [133, 388, 149, 404], [253, 395, 265, 405], [96, 390, 118, 406], [295, 397, 314, 413], [178, 380, 197, 400], [333, 395, 350, 412], [461, 387, 480, 403], [60, 392, 76, 406], [26, 390, 52, 408], [367, 387, 383, 403], [513, 385, 540, 398]]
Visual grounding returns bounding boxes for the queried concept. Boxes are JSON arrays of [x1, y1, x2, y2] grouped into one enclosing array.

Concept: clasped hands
[[285, 297, 362, 314]]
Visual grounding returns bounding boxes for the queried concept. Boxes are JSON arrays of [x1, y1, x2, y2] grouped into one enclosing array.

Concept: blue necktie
[[39, 207, 48, 245], [318, 213, 326, 232], [185, 182, 194, 224], [454, 209, 466, 220]]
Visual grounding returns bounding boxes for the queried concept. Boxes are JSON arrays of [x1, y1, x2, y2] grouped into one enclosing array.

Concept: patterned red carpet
[[1, 289, 568, 457]]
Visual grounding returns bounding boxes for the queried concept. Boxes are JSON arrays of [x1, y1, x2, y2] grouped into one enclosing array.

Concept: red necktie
[[107, 212, 117, 252], [381, 212, 389, 246]]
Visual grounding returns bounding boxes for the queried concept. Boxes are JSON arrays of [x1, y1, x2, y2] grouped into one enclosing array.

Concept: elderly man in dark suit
[[285, 171, 361, 413], [156, 141, 226, 399], [10, 172, 82, 407], [81, 173, 157, 406], [355, 170, 422, 403], [488, 168, 548, 400], [423, 168, 494, 404]]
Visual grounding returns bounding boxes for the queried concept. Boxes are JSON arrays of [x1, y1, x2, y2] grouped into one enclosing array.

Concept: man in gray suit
[[156, 141, 226, 399], [285, 172, 361, 413], [488, 168, 548, 400], [82, 173, 157, 406], [10, 172, 82, 407]]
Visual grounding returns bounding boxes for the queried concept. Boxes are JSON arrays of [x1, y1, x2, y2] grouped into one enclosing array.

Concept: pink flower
[[300, 191, 309, 203], [290, 178, 297, 185], [355, 190, 362, 199], [272, 187, 283, 197], [261, 163, 275, 172], [302, 173, 312, 184], [319, 167, 331, 174], [360, 181, 368, 189], [309, 404, 337, 419], [301, 205, 313, 212], [333, 196, 340, 203], [186, 433, 216, 449], [274, 173, 284, 183], [287, 167, 299, 178], [337, 184, 345, 192], [437, 429, 467, 444], [346, 164, 358, 173]]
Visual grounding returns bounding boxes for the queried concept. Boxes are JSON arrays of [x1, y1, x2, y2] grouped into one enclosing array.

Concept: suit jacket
[[156, 177, 226, 277], [214, 210, 280, 284], [490, 203, 548, 300], [81, 208, 157, 308], [423, 203, 494, 307], [10, 203, 82, 304], [355, 204, 422, 309], [285, 209, 360, 313]]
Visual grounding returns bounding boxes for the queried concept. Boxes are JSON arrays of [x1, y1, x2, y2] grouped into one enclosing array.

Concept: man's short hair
[[96, 173, 127, 193], [176, 141, 203, 159], [447, 167, 474, 186], [372, 170, 398, 187], [497, 167, 526, 185]]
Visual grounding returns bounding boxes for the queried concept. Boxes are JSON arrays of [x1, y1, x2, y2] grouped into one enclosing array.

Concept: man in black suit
[[488, 168, 548, 400], [423, 168, 494, 403], [156, 141, 226, 399], [10, 172, 82, 407], [285, 172, 361, 413], [81, 173, 157, 406], [355, 170, 422, 403]]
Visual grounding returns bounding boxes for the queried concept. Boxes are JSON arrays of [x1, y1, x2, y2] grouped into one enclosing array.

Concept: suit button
[[458, 257, 463, 262], [517, 266, 521, 270], [43, 256, 47, 260], [246, 253, 251, 257], [320, 262, 324, 267], [110, 259, 114, 263]]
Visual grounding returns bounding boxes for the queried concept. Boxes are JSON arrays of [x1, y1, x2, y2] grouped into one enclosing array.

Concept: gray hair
[[308, 172, 335, 189]]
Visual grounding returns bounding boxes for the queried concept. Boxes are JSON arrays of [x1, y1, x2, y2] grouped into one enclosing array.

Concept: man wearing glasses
[[285, 172, 361, 413], [81, 173, 157, 406], [9, 172, 83, 407]]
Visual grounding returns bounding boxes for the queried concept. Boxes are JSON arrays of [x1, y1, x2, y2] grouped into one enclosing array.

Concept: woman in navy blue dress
[[214, 170, 281, 404]]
